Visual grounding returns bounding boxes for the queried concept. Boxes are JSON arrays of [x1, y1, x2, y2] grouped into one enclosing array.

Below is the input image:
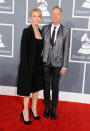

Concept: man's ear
[[61, 14, 63, 19]]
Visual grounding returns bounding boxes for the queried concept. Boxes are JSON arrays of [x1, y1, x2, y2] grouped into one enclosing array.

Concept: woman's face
[[30, 11, 42, 26]]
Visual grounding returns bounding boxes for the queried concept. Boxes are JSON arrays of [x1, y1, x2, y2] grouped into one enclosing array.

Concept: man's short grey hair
[[52, 5, 62, 13]]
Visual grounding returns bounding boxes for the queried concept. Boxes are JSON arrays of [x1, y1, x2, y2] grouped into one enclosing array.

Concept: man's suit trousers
[[43, 64, 61, 108]]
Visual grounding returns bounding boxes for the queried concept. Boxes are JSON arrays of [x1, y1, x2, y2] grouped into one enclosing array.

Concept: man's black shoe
[[43, 105, 50, 117], [51, 107, 57, 120]]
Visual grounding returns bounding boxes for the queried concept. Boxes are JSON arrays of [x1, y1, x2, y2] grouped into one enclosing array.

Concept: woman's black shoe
[[21, 112, 32, 125], [30, 108, 40, 120]]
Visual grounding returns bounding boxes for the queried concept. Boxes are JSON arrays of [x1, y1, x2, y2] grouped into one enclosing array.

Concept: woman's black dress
[[17, 25, 43, 96], [31, 38, 43, 92]]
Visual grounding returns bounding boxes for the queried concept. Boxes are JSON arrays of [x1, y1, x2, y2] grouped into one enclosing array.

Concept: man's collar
[[51, 23, 60, 28]]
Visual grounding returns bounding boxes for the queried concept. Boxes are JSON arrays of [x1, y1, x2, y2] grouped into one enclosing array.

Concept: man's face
[[51, 8, 62, 24]]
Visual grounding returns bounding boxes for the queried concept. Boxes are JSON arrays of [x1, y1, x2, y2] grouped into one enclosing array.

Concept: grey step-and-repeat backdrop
[[0, 0, 90, 94]]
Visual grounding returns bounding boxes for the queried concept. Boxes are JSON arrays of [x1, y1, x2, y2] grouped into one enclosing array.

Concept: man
[[42, 6, 70, 120]]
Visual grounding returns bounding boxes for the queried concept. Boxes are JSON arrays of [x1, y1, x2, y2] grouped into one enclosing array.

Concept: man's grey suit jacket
[[42, 23, 70, 68]]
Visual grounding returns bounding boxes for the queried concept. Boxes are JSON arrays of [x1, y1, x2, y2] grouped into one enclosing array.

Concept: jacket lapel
[[44, 24, 51, 41], [56, 24, 63, 51]]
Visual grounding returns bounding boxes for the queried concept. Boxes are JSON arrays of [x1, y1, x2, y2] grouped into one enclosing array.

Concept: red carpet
[[0, 95, 90, 131]]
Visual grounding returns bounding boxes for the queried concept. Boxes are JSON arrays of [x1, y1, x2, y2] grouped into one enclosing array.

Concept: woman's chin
[[35, 23, 39, 26]]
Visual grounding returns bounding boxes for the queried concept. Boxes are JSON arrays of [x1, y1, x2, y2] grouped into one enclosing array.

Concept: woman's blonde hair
[[30, 8, 42, 18]]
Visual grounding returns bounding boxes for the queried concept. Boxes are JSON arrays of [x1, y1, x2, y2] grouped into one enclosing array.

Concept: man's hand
[[60, 67, 66, 76]]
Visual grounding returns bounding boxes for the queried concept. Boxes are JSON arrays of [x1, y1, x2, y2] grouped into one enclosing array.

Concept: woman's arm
[[20, 29, 29, 72]]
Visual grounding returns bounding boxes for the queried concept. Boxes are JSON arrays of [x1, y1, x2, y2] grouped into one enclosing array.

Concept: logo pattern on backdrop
[[0, 24, 14, 57], [69, 29, 90, 63], [0, 0, 14, 14], [0, 34, 5, 48], [37, 0, 50, 17], [72, 0, 90, 18], [82, 0, 90, 9], [78, 33, 90, 54]]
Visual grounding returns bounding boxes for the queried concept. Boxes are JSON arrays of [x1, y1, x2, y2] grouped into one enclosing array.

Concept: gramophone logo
[[0, 0, 6, 3], [0, 24, 14, 57], [78, 33, 90, 54], [37, 0, 50, 16], [72, 0, 90, 18], [82, 0, 90, 8], [0, 34, 5, 48]]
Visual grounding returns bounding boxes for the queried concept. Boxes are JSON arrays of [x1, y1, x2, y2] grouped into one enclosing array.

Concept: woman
[[17, 8, 43, 125]]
